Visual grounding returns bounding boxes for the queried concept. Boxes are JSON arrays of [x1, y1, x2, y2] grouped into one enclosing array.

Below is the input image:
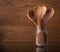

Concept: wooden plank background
[[0, 0, 60, 46]]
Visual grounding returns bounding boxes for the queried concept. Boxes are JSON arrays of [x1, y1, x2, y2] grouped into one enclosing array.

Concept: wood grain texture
[[0, 0, 60, 46]]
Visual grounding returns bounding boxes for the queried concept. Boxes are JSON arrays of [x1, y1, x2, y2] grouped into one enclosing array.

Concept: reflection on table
[[36, 47, 48, 52]]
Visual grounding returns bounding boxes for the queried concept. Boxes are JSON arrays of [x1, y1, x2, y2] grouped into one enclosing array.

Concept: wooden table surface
[[0, 0, 60, 47]]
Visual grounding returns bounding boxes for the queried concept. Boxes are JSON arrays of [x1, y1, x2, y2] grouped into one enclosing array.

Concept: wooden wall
[[0, 0, 60, 46]]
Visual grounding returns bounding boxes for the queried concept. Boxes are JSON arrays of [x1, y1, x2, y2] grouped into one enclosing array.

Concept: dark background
[[0, 0, 60, 51]]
